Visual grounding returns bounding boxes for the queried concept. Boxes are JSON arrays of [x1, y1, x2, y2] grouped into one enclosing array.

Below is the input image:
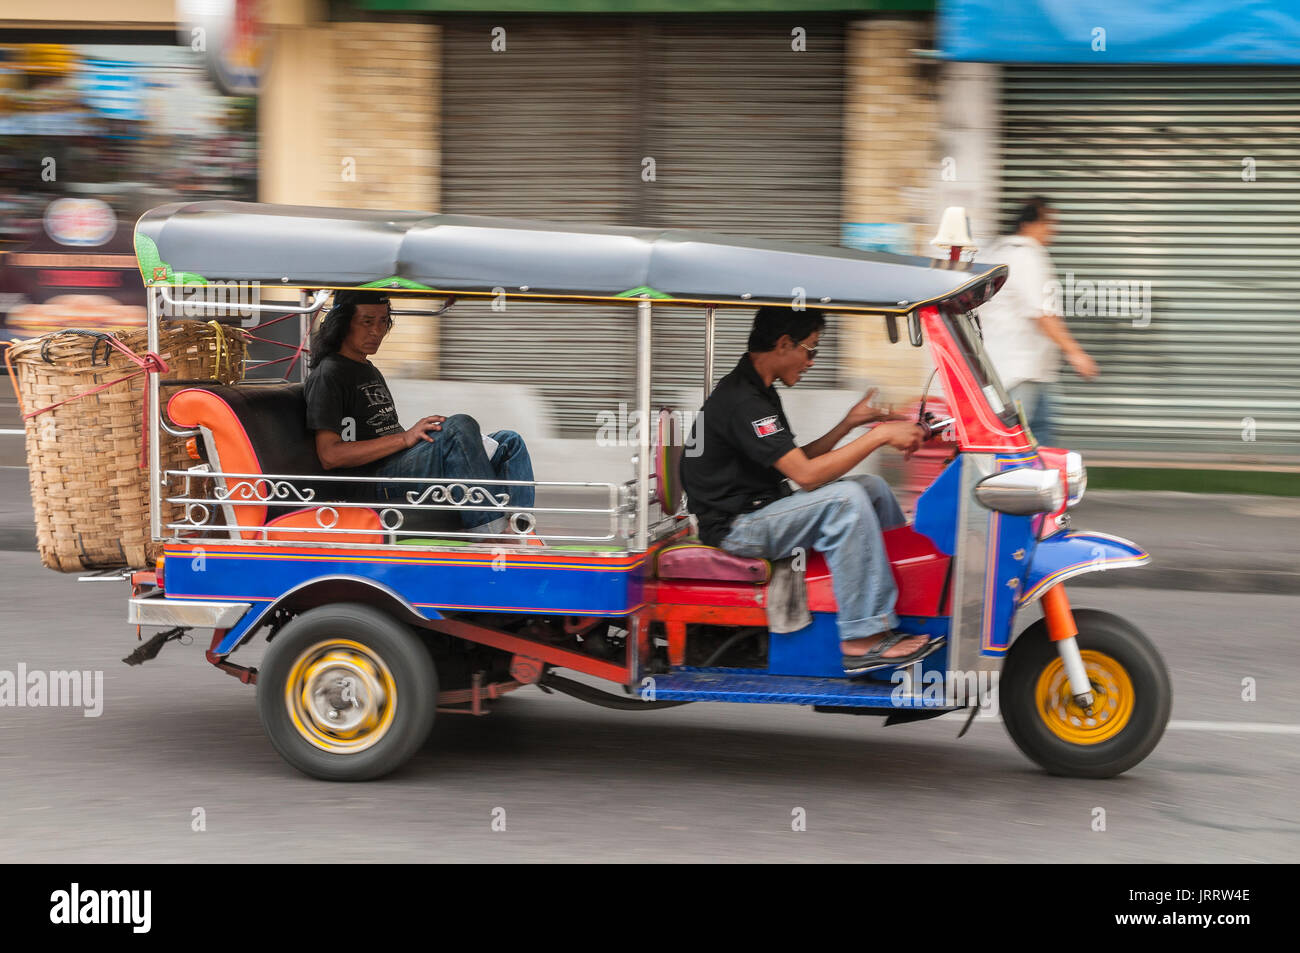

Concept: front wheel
[[257, 603, 437, 781], [1000, 606, 1171, 778]]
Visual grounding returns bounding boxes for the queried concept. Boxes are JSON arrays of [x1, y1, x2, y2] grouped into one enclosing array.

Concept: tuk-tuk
[[125, 201, 1170, 781]]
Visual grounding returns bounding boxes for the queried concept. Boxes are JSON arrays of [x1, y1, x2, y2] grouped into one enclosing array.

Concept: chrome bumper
[[129, 591, 251, 628]]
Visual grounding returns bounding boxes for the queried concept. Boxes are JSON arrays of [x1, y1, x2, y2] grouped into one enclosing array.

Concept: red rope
[[19, 336, 170, 468]]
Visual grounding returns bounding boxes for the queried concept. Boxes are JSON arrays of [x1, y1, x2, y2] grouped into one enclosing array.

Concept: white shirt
[[976, 234, 1061, 389]]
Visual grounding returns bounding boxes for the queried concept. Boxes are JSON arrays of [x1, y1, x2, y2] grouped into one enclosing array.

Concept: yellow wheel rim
[[284, 639, 398, 754], [1034, 650, 1135, 745]]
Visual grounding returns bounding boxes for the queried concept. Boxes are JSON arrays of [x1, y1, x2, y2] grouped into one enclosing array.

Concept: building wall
[[841, 17, 940, 408], [260, 16, 442, 378]]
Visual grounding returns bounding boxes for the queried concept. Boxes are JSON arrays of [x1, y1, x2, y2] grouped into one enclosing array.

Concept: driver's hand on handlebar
[[404, 415, 446, 447], [875, 420, 927, 459], [843, 387, 905, 428]]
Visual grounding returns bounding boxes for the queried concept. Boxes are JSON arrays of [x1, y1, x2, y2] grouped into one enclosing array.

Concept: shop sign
[[43, 198, 118, 248]]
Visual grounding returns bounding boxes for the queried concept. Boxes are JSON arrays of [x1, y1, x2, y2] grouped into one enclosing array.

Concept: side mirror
[[973, 467, 1064, 515]]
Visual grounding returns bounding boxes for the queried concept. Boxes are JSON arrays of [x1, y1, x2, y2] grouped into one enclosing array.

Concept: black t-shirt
[[680, 354, 798, 547], [304, 353, 403, 475]]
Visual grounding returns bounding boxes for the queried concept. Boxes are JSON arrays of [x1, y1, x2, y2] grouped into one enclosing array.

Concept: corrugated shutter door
[[1000, 66, 1300, 462], [645, 19, 845, 402], [440, 17, 844, 437], [439, 18, 639, 437]]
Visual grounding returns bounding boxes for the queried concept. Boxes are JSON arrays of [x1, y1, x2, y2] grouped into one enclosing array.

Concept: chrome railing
[[162, 467, 639, 549]]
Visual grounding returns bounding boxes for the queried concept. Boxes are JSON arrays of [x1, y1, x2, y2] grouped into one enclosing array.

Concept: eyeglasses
[[799, 343, 819, 360]]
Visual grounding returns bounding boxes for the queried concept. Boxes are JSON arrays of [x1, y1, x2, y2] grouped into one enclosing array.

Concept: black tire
[[1000, 607, 1171, 779], [257, 603, 437, 781]]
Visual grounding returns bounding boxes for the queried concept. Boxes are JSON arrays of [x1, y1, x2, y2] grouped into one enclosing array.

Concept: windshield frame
[[940, 305, 1023, 431]]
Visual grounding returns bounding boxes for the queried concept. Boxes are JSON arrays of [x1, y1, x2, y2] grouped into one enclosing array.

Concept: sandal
[[842, 632, 946, 676]]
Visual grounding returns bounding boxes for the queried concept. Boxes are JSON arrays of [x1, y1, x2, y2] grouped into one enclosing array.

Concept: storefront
[[432, 13, 848, 435], [942, 0, 1300, 463], [0, 32, 258, 339]]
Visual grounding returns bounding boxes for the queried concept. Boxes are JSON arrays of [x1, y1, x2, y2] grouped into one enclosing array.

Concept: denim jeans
[[371, 414, 534, 529], [718, 473, 905, 642], [1009, 380, 1057, 446]]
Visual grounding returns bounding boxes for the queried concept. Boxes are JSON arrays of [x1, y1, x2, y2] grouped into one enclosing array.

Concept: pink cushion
[[657, 544, 771, 584]]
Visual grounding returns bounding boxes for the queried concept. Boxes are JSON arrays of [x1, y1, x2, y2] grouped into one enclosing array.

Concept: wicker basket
[[8, 322, 246, 571]]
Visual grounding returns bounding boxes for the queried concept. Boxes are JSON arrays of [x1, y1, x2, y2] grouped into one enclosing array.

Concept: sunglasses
[[799, 342, 819, 360]]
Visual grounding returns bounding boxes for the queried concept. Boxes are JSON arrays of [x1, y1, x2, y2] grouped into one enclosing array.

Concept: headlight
[[973, 467, 1066, 516], [1064, 451, 1086, 506]]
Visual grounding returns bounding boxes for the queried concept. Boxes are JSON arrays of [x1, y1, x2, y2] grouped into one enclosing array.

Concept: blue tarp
[[939, 0, 1300, 63]]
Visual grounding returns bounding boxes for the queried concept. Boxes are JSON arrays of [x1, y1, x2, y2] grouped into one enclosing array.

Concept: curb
[[1068, 566, 1299, 596]]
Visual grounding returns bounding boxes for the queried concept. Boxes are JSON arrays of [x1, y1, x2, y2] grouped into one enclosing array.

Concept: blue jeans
[[1010, 380, 1057, 447], [371, 414, 534, 529], [718, 474, 905, 642]]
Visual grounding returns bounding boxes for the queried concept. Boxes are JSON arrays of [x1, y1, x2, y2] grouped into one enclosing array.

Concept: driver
[[681, 306, 943, 675], [304, 290, 535, 539]]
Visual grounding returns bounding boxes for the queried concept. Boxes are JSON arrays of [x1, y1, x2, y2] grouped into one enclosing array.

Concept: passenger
[[680, 306, 942, 675], [304, 290, 535, 538]]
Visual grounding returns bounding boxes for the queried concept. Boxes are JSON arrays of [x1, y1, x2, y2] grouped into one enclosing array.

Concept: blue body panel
[[766, 613, 950, 678], [161, 544, 647, 655], [979, 453, 1041, 654], [913, 454, 961, 556], [1020, 530, 1150, 606]]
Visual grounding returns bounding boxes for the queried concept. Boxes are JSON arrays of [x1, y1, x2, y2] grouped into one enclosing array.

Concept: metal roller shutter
[[999, 66, 1300, 463], [439, 16, 844, 437]]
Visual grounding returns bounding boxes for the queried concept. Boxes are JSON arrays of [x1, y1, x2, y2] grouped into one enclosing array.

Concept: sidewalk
[[1066, 490, 1300, 595], [1, 463, 1294, 593]]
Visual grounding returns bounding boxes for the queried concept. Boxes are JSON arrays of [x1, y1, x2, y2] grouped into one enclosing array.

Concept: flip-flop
[[842, 632, 946, 676]]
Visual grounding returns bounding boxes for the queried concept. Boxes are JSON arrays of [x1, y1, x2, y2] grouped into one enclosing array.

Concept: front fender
[[1020, 531, 1149, 606]]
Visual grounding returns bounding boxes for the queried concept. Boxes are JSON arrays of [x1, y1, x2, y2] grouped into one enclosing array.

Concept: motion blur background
[[2, 0, 1297, 483]]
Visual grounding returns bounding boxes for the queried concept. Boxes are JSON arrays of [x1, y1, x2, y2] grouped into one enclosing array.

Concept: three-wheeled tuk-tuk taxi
[[124, 201, 1170, 781]]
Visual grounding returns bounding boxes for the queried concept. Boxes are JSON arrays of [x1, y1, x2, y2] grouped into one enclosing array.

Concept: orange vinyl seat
[[166, 383, 386, 545]]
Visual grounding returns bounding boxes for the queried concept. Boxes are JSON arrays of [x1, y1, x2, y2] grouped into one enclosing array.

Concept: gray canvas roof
[[135, 201, 1006, 314]]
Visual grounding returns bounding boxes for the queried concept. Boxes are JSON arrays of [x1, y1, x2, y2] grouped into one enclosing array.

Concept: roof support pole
[[703, 305, 715, 399], [299, 289, 311, 383], [635, 297, 652, 551], [147, 286, 161, 544]]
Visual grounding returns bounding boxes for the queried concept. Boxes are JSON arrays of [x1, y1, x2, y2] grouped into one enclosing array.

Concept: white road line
[[1167, 720, 1300, 734], [950, 713, 1300, 734]]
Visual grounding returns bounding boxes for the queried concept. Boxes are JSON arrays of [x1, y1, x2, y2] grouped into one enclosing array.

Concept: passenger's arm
[[313, 416, 444, 470], [776, 421, 925, 491]]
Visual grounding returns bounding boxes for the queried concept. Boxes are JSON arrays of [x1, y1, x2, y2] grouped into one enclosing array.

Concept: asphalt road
[[1, 550, 1296, 863]]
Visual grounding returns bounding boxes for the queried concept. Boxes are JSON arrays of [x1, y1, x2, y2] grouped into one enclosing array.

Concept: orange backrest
[[167, 388, 270, 537]]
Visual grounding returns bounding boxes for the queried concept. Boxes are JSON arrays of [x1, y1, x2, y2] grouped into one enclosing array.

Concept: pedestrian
[[977, 196, 1098, 445]]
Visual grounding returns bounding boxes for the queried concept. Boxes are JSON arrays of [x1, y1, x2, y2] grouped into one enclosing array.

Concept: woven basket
[[8, 322, 246, 571]]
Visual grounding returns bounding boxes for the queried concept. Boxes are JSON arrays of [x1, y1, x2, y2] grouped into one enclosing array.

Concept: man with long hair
[[305, 290, 535, 539], [680, 306, 943, 676]]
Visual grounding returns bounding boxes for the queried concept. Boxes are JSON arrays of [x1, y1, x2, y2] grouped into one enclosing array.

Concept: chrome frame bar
[[163, 469, 631, 546], [703, 305, 715, 397], [148, 287, 161, 541], [153, 285, 330, 316], [636, 298, 652, 551]]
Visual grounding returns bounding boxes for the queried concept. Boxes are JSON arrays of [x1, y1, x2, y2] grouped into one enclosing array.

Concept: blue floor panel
[[648, 670, 959, 708]]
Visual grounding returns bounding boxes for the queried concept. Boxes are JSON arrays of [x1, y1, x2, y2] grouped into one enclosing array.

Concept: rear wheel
[[1000, 607, 1170, 778], [258, 603, 437, 781]]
